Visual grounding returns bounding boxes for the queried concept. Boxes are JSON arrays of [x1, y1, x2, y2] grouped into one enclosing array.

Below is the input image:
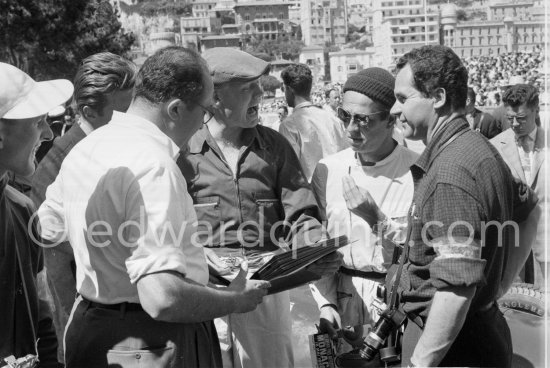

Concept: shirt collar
[[112, 111, 180, 160], [294, 101, 314, 110], [0, 174, 7, 194], [78, 116, 94, 136], [188, 122, 268, 154], [414, 116, 469, 175]]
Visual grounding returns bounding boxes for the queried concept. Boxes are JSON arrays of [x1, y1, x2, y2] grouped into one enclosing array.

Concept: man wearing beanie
[[279, 63, 348, 181], [177, 48, 341, 368], [309, 67, 418, 354]]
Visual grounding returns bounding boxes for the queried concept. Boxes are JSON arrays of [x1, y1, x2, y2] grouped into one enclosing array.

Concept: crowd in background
[[260, 50, 547, 117], [463, 50, 545, 107]]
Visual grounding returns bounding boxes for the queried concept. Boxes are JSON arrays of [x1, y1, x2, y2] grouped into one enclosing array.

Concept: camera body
[[1, 355, 38, 368]]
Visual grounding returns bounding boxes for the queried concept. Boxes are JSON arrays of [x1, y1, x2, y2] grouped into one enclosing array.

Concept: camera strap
[[8, 208, 39, 357]]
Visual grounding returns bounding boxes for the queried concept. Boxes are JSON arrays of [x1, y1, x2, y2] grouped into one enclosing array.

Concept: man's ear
[[82, 106, 99, 122], [166, 99, 184, 121], [432, 87, 447, 109]]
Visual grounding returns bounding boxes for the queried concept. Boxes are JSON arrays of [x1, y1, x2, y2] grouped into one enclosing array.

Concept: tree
[[247, 37, 304, 61], [0, 0, 134, 80], [457, 9, 468, 21], [260, 75, 281, 95]]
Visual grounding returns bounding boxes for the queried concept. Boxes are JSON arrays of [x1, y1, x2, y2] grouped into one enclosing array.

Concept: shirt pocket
[[193, 196, 221, 246], [253, 191, 284, 235]]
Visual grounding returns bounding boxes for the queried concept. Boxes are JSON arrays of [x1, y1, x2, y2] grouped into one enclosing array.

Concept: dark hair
[[467, 87, 476, 102], [278, 105, 288, 113], [502, 84, 539, 110], [281, 64, 312, 97], [325, 88, 337, 99], [134, 46, 207, 105], [73, 52, 137, 115], [396, 45, 468, 110]]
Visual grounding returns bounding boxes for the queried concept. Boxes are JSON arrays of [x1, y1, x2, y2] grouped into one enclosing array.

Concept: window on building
[[245, 14, 250, 21], [280, 12, 283, 19], [429, 35, 434, 40], [338, 66, 343, 72], [348, 64, 357, 71]]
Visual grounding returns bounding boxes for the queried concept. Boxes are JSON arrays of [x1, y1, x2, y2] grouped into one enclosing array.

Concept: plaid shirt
[[400, 117, 516, 319]]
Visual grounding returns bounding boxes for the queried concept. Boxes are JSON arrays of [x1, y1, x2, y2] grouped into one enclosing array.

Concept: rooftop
[[235, 1, 290, 7]]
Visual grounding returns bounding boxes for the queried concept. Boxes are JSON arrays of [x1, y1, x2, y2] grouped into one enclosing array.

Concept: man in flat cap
[[0, 62, 73, 367], [177, 47, 342, 368], [309, 68, 418, 353], [279, 64, 348, 182], [38, 47, 268, 368]]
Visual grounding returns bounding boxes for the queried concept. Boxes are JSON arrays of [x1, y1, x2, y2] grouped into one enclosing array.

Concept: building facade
[[299, 45, 326, 82], [372, 0, 440, 64], [329, 48, 375, 83], [440, 2, 546, 58], [300, 0, 348, 47], [234, 1, 296, 41]]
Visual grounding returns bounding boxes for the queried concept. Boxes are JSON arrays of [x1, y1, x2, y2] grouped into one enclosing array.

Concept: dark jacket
[[472, 108, 502, 139], [0, 176, 59, 367], [31, 124, 86, 207]]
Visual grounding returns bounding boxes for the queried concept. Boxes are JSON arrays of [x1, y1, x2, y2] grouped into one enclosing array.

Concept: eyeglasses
[[337, 107, 387, 128], [198, 104, 214, 125]]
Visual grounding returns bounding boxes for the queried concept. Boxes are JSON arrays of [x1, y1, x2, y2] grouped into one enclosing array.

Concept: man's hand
[[204, 248, 231, 276], [227, 261, 270, 313], [319, 305, 342, 341], [306, 251, 343, 278], [342, 175, 385, 228]]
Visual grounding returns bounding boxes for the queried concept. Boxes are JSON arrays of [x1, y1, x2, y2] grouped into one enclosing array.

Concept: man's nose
[[390, 101, 401, 116], [40, 119, 54, 141]]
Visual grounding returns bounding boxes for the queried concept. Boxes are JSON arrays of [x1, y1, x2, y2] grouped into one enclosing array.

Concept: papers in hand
[[250, 235, 349, 294]]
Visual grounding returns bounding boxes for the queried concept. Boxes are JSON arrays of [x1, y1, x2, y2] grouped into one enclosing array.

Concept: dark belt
[[339, 266, 386, 282], [82, 297, 143, 313]]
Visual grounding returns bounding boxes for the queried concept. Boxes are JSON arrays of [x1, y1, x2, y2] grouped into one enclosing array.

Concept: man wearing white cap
[[0, 62, 73, 367]]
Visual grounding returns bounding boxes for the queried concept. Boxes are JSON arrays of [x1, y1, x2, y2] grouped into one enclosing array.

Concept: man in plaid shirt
[[390, 45, 528, 367]]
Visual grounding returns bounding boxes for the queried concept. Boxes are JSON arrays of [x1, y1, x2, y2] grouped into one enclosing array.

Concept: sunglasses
[[337, 107, 387, 128]]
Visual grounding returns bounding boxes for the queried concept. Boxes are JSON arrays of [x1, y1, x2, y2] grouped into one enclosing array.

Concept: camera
[[359, 307, 406, 362], [1, 355, 38, 368]]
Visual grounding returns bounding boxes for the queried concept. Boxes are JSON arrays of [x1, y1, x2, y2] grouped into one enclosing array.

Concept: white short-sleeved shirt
[[38, 111, 208, 304]]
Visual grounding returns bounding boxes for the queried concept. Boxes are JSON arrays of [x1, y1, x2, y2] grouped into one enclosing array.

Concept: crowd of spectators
[[463, 49, 545, 107], [260, 49, 546, 116]]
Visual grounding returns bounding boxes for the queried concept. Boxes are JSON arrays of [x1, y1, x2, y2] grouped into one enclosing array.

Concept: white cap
[[0, 62, 74, 120], [507, 75, 526, 86]]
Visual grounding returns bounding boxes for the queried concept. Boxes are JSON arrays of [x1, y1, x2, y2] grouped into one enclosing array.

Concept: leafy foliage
[[260, 75, 281, 93], [0, 0, 134, 80], [247, 36, 305, 61]]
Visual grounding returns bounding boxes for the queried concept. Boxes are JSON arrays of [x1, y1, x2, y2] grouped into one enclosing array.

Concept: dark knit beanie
[[343, 67, 396, 109]]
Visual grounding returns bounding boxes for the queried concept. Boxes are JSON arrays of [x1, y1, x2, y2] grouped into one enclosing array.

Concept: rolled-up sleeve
[[124, 163, 197, 284], [423, 184, 487, 289]]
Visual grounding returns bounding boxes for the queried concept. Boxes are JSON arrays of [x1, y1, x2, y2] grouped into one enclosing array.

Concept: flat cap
[[203, 48, 270, 85]]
